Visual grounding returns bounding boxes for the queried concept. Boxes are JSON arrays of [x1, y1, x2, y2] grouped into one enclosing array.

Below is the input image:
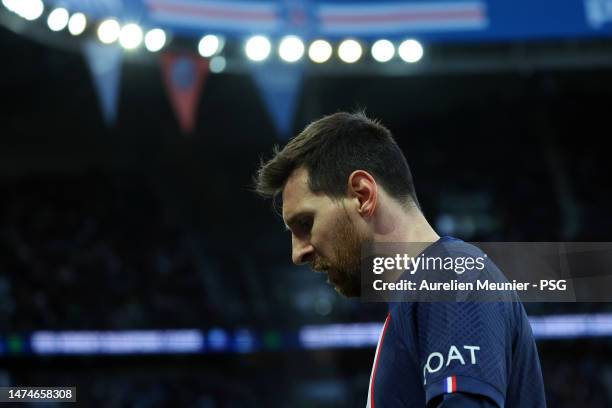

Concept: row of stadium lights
[[243, 36, 424, 64], [3, 0, 424, 70]]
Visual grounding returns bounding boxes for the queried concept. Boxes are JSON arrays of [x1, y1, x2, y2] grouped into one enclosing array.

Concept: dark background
[[1, 21, 612, 407]]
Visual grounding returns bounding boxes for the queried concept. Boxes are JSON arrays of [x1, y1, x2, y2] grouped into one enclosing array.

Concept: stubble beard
[[313, 212, 367, 298]]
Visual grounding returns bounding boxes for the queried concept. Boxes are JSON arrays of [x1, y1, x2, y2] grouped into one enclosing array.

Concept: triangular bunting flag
[[160, 53, 209, 135], [251, 62, 304, 140], [82, 40, 123, 126]]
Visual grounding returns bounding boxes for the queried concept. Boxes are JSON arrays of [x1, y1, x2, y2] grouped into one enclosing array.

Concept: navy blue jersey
[[366, 237, 546, 408]]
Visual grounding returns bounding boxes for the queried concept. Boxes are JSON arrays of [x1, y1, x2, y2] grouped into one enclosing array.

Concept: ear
[[347, 170, 377, 218]]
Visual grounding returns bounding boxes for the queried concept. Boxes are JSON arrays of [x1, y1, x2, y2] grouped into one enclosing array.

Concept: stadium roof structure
[[2, 0, 612, 74]]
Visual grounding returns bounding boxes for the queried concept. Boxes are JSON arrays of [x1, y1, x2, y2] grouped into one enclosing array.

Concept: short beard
[[315, 210, 366, 298]]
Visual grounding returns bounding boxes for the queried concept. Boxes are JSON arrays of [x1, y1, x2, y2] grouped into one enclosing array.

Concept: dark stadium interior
[[1, 19, 612, 408]]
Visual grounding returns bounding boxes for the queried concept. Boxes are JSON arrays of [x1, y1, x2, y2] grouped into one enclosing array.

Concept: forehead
[[282, 167, 320, 220]]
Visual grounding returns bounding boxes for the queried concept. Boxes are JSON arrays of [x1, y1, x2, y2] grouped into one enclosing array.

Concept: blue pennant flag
[[251, 62, 304, 140], [82, 40, 123, 126]]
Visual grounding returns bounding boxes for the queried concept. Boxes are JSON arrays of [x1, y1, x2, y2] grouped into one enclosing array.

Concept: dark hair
[[254, 111, 419, 208]]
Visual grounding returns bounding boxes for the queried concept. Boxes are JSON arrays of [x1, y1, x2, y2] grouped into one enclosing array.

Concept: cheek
[[310, 215, 341, 255], [309, 225, 331, 254]]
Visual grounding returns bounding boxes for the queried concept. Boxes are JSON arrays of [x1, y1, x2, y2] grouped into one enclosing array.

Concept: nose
[[292, 235, 314, 265]]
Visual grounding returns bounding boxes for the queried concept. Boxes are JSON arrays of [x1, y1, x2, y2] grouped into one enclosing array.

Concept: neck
[[370, 200, 441, 290], [372, 200, 440, 245]]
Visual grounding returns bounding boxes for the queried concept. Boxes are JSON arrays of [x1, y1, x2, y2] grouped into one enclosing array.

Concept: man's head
[[254, 111, 419, 297]]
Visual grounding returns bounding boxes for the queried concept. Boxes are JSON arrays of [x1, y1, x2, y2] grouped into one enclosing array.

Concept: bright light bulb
[[308, 40, 332, 63], [97, 19, 120, 44], [198, 35, 221, 57], [47, 8, 69, 31], [245, 35, 271, 62], [21, 0, 44, 21], [68, 13, 87, 36], [2, 0, 18, 13], [119, 23, 143, 49], [338, 39, 362, 63], [398, 39, 424, 63], [144, 28, 166, 52], [278, 35, 304, 63], [371, 39, 395, 63]]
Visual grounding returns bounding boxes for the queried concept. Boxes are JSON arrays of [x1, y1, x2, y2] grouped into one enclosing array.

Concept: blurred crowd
[[0, 172, 391, 331], [540, 342, 612, 408], [0, 172, 609, 331], [0, 173, 213, 330]]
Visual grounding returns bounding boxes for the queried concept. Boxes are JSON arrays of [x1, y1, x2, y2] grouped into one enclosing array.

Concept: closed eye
[[298, 217, 313, 233], [286, 214, 313, 235]]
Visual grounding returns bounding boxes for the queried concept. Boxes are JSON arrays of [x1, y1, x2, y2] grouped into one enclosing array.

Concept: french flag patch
[[446, 376, 457, 393]]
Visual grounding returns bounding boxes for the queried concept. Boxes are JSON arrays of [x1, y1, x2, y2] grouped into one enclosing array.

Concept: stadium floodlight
[[371, 39, 395, 63], [4, 0, 19, 14], [245, 35, 271, 62], [278, 35, 304, 63], [67, 12, 87, 36], [20, 0, 44, 21], [338, 39, 362, 63], [144, 28, 166, 52], [198, 35, 222, 58], [2, 0, 16, 13], [398, 39, 424, 63], [119, 23, 143, 49], [7, 0, 25, 14], [210, 56, 226, 73], [97, 19, 120, 44], [47, 8, 69, 31], [308, 40, 332, 63]]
